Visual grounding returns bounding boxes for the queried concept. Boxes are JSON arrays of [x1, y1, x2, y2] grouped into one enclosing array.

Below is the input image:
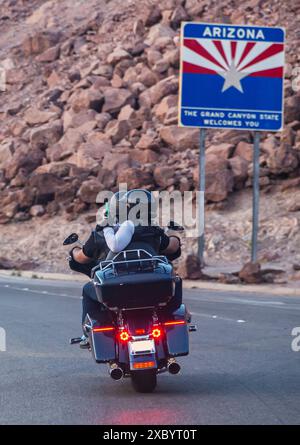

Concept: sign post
[[179, 22, 285, 263], [198, 127, 206, 266], [251, 131, 261, 262]]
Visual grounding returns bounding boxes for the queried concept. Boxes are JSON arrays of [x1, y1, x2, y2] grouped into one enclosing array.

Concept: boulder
[[107, 47, 131, 65], [55, 179, 80, 204], [267, 144, 299, 174], [145, 24, 176, 46], [145, 6, 162, 26], [130, 149, 159, 164], [36, 45, 60, 63], [29, 173, 63, 204], [193, 154, 234, 202], [34, 161, 71, 177], [96, 112, 112, 131], [30, 120, 63, 150], [102, 88, 133, 115], [75, 139, 111, 169], [47, 70, 61, 88], [280, 177, 300, 191], [133, 19, 145, 37], [24, 108, 59, 126], [185, 0, 206, 16], [77, 178, 104, 204], [164, 106, 178, 125], [0, 202, 18, 220], [69, 88, 104, 113], [139, 75, 178, 107], [5, 145, 44, 180], [0, 140, 13, 166], [22, 31, 61, 56], [234, 141, 253, 162], [207, 143, 235, 159], [284, 94, 300, 123], [153, 165, 175, 188], [29, 205, 45, 217], [238, 262, 264, 284], [67, 109, 97, 129], [46, 128, 83, 162], [102, 151, 131, 174], [154, 95, 178, 121], [176, 254, 203, 279], [160, 125, 198, 150], [170, 5, 190, 28], [146, 49, 162, 65], [138, 67, 158, 88], [228, 156, 249, 190], [136, 133, 160, 151], [118, 105, 142, 129], [105, 120, 130, 144], [117, 167, 153, 189], [14, 187, 36, 209], [97, 168, 117, 189]]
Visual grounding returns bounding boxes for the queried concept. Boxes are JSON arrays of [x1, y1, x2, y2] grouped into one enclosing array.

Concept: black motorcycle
[[63, 229, 196, 393]]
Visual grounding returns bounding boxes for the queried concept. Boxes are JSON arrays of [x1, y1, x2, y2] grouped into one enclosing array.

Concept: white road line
[[185, 293, 300, 310], [0, 284, 79, 300], [192, 311, 247, 323]]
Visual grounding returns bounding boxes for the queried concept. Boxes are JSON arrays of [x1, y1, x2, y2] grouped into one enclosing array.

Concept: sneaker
[[79, 335, 90, 349]]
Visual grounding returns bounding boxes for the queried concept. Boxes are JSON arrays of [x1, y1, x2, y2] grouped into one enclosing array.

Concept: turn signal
[[93, 327, 114, 333], [164, 320, 186, 326]]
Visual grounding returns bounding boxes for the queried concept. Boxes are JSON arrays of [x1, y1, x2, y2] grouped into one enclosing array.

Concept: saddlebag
[[164, 304, 189, 357], [88, 317, 116, 363]]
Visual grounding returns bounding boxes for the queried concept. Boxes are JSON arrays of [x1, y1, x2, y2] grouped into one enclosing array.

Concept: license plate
[[129, 339, 155, 355]]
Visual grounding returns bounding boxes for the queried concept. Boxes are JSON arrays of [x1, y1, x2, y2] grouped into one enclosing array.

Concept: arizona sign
[[179, 23, 285, 131]]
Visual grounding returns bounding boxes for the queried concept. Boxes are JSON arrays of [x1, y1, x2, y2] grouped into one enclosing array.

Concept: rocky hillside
[[0, 0, 299, 280]]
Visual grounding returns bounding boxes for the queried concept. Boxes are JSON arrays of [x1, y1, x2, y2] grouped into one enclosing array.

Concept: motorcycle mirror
[[63, 233, 79, 245], [167, 221, 184, 232]]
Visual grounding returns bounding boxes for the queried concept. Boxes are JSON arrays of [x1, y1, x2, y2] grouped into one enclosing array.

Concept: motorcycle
[[63, 225, 196, 393]]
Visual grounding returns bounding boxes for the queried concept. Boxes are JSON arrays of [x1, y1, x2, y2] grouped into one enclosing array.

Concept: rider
[[69, 189, 182, 346]]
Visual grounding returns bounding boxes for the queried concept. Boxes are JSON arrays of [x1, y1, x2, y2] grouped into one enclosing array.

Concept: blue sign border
[[178, 22, 285, 132]]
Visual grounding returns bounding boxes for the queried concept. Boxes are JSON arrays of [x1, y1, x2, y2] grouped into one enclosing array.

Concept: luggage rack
[[92, 249, 169, 277]]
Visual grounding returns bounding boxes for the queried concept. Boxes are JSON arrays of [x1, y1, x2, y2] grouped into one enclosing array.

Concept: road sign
[[179, 22, 285, 131]]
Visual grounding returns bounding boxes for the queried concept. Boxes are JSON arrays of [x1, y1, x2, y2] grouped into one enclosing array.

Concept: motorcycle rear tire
[[131, 370, 157, 393]]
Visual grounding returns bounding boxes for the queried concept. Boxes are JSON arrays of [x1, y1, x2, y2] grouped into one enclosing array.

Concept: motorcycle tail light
[[93, 326, 114, 333], [119, 330, 130, 342], [152, 328, 162, 338], [164, 320, 186, 326], [133, 361, 156, 369]]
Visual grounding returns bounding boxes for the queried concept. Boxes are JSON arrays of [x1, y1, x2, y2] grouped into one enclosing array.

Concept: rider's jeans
[[82, 281, 107, 325]]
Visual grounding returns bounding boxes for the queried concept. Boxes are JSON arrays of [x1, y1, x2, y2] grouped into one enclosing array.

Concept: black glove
[[82, 230, 107, 259]]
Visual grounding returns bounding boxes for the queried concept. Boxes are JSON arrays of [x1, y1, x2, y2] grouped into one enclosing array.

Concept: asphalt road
[[0, 275, 300, 425]]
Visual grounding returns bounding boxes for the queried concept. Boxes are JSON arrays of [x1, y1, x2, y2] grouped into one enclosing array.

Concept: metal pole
[[198, 127, 206, 266], [251, 131, 261, 262]]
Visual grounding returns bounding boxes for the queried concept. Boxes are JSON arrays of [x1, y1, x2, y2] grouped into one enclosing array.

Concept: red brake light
[[152, 328, 162, 338], [135, 329, 145, 335], [93, 326, 114, 333], [119, 330, 130, 342], [164, 320, 186, 326]]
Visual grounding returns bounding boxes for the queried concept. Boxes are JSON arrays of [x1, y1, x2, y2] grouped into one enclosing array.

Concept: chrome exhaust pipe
[[109, 363, 124, 380], [167, 358, 181, 375]]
